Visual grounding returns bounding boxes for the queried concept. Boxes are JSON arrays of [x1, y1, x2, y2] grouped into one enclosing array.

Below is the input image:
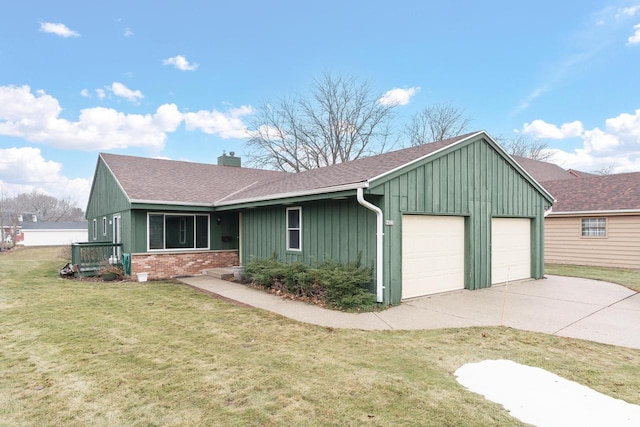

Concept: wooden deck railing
[[71, 242, 123, 276]]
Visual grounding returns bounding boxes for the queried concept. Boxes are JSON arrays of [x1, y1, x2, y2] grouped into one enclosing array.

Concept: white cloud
[[123, 28, 134, 37], [95, 89, 106, 99], [109, 82, 143, 103], [523, 109, 640, 173], [521, 119, 584, 139], [0, 147, 91, 207], [0, 85, 182, 151], [628, 23, 640, 44], [184, 105, 252, 139], [620, 5, 640, 16], [80, 89, 90, 97], [378, 87, 420, 106], [39, 22, 79, 38], [163, 55, 198, 71]]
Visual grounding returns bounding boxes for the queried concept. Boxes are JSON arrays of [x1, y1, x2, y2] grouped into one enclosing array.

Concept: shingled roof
[[218, 133, 477, 204], [542, 172, 640, 213], [511, 155, 576, 182], [100, 132, 484, 206], [100, 153, 287, 205]]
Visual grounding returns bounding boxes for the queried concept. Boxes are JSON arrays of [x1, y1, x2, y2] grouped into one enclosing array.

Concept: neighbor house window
[[102, 217, 107, 236], [92, 219, 97, 240], [148, 213, 209, 250], [581, 218, 606, 237], [286, 207, 301, 251]]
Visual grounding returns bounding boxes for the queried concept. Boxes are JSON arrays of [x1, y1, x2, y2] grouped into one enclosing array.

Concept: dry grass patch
[[546, 263, 640, 293], [1, 248, 639, 426]]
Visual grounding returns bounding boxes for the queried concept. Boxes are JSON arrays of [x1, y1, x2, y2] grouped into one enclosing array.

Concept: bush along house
[[80, 131, 554, 305]]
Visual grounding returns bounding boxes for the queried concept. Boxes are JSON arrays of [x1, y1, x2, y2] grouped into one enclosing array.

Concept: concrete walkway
[[179, 275, 640, 350]]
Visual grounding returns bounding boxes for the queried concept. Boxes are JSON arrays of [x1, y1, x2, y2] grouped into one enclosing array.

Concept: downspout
[[356, 187, 384, 303]]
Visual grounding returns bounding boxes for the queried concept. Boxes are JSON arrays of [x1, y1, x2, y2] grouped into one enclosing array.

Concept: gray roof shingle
[[22, 222, 88, 230], [220, 133, 475, 203], [100, 132, 478, 206], [511, 155, 576, 182], [100, 153, 287, 204], [543, 172, 640, 213]]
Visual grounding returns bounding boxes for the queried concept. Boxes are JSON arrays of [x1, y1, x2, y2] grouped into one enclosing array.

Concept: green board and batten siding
[[241, 135, 552, 305], [85, 158, 132, 250], [370, 136, 551, 303], [86, 157, 240, 254], [241, 199, 376, 270]]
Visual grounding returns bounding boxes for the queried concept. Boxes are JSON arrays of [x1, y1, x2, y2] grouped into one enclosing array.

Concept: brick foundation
[[130, 250, 239, 280]]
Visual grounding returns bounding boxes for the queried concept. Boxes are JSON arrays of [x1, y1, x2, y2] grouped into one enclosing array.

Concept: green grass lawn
[[2, 247, 639, 426], [546, 263, 640, 293]]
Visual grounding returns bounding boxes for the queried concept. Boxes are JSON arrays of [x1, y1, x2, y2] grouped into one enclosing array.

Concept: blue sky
[[1, 0, 640, 209]]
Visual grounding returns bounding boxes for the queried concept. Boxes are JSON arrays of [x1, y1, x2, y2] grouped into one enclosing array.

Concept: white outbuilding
[[21, 222, 88, 247]]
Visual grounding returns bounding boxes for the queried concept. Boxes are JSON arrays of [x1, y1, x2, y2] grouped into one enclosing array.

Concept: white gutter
[[356, 187, 384, 303], [547, 208, 640, 216], [544, 206, 553, 217]]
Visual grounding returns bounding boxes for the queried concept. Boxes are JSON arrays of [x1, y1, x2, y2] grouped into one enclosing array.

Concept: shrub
[[244, 254, 376, 312], [243, 256, 286, 288]]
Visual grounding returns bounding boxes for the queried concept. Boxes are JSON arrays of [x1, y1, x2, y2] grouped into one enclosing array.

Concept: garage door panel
[[402, 215, 465, 299], [492, 218, 531, 284]]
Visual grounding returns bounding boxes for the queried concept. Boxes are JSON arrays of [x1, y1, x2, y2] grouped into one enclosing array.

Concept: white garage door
[[492, 218, 531, 284], [402, 215, 465, 299]]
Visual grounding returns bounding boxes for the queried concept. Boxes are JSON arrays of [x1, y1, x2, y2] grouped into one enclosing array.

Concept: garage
[[492, 218, 531, 284], [402, 215, 465, 299]]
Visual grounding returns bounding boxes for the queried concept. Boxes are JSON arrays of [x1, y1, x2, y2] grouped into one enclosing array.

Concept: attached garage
[[401, 215, 465, 299], [491, 218, 531, 284]]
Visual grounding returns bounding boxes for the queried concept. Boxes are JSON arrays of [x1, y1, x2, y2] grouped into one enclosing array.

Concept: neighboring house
[[22, 222, 88, 246], [84, 131, 554, 304], [0, 212, 37, 246], [541, 173, 640, 269], [511, 155, 579, 182]]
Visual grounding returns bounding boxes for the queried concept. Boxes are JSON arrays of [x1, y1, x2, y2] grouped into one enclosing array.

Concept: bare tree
[[496, 134, 555, 162], [405, 102, 472, 146], [591, 165, 614, 175], [4, 191, 84, 222], [246, 73, 397, 172]]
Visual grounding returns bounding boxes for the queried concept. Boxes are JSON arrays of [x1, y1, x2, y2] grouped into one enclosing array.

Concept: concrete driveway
[[179, 274, 640, 349]]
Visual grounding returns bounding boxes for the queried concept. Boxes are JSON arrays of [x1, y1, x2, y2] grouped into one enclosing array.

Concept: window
[[92, 219, 97, 240], [102, 217, 107, 236], [148, 213, 209, 250], [286, 207, 301, 251], [581, 218, 606, 237]]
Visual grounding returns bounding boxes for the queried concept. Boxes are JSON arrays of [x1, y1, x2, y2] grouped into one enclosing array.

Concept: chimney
[[217, 151, 241, 167]]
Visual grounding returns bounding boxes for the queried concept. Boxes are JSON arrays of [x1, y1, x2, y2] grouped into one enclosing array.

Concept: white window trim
[[286, 206, 302, 252], [92, 219, 97, 240], [581, 217, 607, 238], [147, 213, 210, 252], [102, 217, 107, 236]]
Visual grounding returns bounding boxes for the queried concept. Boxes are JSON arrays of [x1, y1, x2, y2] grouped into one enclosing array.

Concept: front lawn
[[2, 247, 639, 426], [546, 263, 640, 293]]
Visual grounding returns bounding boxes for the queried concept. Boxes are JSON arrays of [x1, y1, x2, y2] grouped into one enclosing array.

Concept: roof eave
[[130, 199, 215, 207], [215, 182, 369, 207], [548, 209, 640, 216]]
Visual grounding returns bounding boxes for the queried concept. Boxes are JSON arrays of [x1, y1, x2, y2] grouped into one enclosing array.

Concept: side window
[[581, 218, 606, 237], [286, 207, 301, 251], [102, 217, 107, 236], [92, 219, 97, 240]]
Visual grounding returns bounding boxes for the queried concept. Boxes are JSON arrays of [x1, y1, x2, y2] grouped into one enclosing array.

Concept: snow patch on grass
[[456, 359, 640, 426]]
